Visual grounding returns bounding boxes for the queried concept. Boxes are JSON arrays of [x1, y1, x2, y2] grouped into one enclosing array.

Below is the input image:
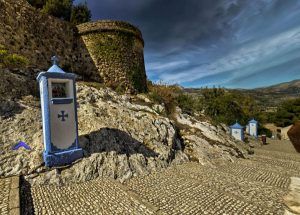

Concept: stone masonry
[[0, 0, 148, 93], [77, 20, 148, 93], [0, 0, 99, 81]]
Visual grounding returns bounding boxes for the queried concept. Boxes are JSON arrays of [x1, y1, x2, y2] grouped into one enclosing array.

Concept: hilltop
[[185, 79, 300, 109]]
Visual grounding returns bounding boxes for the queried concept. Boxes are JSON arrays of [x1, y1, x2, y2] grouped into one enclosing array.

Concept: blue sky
[[75, 0, 300, 89]]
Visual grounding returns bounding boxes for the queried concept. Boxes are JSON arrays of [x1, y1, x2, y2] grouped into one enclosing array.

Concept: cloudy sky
[[75, 0, 300, 89]]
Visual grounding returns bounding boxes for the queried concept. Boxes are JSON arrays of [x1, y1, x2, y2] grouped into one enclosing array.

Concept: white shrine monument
[[248, 118, 258, 138], [230, 121, 244, 141], [37, 56, 83, 167]]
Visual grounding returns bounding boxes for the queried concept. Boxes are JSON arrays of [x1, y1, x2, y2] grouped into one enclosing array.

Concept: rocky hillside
[[0, 68, 249, 185]]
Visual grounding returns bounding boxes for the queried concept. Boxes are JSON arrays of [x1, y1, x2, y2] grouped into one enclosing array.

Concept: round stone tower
[[77, 20, 148, 93]]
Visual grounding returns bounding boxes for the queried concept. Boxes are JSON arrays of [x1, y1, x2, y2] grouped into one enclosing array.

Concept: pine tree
[[42, 0, 73, 21], [70, 2, 91, 25]]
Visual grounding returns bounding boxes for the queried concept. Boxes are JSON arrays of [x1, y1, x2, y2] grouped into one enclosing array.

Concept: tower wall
[[77, 20, 148, 93]]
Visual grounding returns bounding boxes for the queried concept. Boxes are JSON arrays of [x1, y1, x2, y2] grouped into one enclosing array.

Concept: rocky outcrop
[[175, 110, 247, 165], [0, 76, 188, 184], [0, 68, 247, 185]]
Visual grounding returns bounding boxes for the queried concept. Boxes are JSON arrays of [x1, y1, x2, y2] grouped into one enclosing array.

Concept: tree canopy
[[274, 98, 300, 127], [42, 0, 73, 21], [27, 0, 91, 24], [70, 3, 91, 25]]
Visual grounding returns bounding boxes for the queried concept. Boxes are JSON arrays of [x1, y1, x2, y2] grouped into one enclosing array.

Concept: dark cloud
[[79, 0, 300, 88]]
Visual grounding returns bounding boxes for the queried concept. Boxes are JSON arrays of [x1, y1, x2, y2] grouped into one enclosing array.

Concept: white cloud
[[157, 26, 300, 84]]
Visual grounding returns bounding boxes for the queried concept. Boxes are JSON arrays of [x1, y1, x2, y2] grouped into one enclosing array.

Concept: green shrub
[[28, 0, 92, 24], [258, 125, 273, 138], [0, 46, 29, 69], [27, 0, 46, 8], [147, 81, 182, 115], [176, 94, 197, 115], [42, 0, 73, 21], [3, 54, 29, 68], [70, 2, 91, 25], [274, 98, 300, 127]]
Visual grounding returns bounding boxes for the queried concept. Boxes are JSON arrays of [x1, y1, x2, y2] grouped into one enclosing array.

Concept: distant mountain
[[240, 79, 300, 107], [184, 79, 300, 108], [254, 79, 300, 95]]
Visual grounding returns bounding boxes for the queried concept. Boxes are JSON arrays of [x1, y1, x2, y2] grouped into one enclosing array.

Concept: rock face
[[175, 110, 247, 165], [0, 68, 247, 185]]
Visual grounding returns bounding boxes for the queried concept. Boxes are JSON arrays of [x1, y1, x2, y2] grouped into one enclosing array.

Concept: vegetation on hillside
[[147, 82, 274, 136], [148, 83, 254, 123], [70, 3, 91, 25], [0, 45, 29, 69], [27, 0, 91, 25], [273, 98, 300, 127]]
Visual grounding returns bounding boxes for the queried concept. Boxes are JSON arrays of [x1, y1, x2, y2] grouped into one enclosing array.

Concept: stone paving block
[[27, 140, 299, 214], [9, 188, 19, 210], [9, 208, 20, 215]]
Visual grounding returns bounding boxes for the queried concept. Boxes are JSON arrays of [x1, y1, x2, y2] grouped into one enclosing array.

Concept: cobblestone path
[[29, 139, 299, 214]]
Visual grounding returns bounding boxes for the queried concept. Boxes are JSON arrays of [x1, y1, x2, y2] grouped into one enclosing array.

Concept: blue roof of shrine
[[230, 122, 244, 129], [47, 56, 65, 73], [249, 118, 258, 124], [37, 56, 76, 81]]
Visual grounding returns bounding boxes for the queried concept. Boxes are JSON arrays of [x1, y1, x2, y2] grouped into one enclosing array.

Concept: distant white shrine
[[248, 119, 258, 137], [230, 122, 244, 141]]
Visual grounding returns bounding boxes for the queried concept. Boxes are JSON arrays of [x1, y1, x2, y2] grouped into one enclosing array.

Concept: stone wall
[[0, 0, 100, 81], [77, 21, 148, 93], [0, 0, 148, 93]]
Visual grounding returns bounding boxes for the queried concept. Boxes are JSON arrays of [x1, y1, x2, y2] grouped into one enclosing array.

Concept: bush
[[70, 2, 91, 25], [176, 94, 198, 115], [147, 81, 182, 115], [258, 125, 273, 138], [27, 0, 46, 8], [28, 0, 92, 24], [3, 54, 29, 68], [42, 0, 73, 21], [0, 46, 29, 69], [275, 98, 300, 127]]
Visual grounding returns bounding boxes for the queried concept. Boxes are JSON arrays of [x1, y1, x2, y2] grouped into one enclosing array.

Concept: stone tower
[[77, 20, 148, 93]]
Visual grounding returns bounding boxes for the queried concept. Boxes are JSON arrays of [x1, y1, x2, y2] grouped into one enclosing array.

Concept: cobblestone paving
[[31, 179, 156, 215], [125, 140, 299, 215], [29, 139, 299, 214], [0, 177, 11, 215]]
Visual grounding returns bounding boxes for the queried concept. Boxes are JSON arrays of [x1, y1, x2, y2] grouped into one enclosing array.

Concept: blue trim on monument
[[40, 76, 52, 154], [73, 79, 80, 148], [43, 148, 83, 167], [37, 72, 76, 82], [52, 98, 74, 105], [50, 139, 77, 153]]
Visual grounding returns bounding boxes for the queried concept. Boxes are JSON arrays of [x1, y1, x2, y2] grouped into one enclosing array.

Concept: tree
[[27, 0, 46, 9], [275, 98, 300, 127], [42, 0, 73, 21], [70, 2, 91, 25]]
